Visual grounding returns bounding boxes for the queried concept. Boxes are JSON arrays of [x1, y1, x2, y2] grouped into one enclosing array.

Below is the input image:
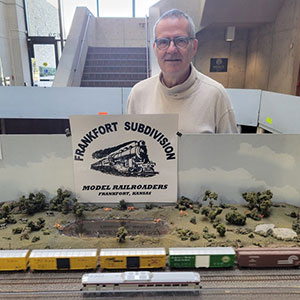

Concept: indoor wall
[[194, 27, 248, 88], [245, 0, 300, 95]]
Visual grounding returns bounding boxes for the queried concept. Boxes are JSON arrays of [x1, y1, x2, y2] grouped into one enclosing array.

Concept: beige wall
[[91, 18, 147, 47], [245, 0, 300, 95], [194, 27, 248, 88]]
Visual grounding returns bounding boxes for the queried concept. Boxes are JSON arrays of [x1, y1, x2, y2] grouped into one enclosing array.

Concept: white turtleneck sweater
[[127, 64, 238, 134]]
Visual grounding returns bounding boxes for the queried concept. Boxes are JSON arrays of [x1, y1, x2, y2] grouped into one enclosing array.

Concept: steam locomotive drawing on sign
[[91, 140, 158, 177]]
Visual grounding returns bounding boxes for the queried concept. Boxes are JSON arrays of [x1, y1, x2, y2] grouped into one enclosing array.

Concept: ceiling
[[151, 0, 285, 32]]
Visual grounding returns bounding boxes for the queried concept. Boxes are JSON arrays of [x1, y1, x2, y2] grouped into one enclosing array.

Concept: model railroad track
[[1, 287, 300, 299], [201, 273, 300, 282], [0, 277, 81, 285], [1, 273, 300, 285]]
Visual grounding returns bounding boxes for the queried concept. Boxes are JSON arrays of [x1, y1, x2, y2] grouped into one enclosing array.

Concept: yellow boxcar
[[29, 249, 98, 271], [100, 248, 166, 270], [0, 250, 30, 271]]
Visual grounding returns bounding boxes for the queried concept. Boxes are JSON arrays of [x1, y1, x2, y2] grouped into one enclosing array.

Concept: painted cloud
[[238, 143, 295, 170]]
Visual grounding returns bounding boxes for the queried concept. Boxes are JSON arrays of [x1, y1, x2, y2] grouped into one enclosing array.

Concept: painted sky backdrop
[[178, 134, 300, 206]]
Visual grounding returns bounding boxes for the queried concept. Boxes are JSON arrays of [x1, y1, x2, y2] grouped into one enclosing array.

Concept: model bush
[[190, 216, 197, 224], [176, 228, 197, 241], [242, 190, 273, 217], [17, 192, 46, 215], [246, 208, 262, 221], [116, 226, 128, 243], [292, 218, 300, 235], [216, 223, 226, 237], [32, 236, 40, 243], [0, 203, 11, 218], [286, 211, 298, 218], [190, 233, 200, 241], [12, 227, 23, 234], [175, 196, 193, 210], [225, 211, 246, 226], [27, 217, 45, 232], [5, 215, 17, 224], [117, 200, 127, 210], [145, 203, 154, 210]]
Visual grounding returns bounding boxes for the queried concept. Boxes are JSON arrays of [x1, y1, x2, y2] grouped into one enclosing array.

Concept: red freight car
[[236, 248, 300, 268]]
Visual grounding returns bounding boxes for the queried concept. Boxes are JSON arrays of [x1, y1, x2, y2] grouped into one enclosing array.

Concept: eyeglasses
[[155, 36, 194, 50]]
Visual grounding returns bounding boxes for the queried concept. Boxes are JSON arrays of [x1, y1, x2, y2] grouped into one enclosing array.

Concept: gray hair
[[153, 9, 196, 40]]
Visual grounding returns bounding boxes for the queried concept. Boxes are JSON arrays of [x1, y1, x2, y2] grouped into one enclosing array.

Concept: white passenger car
[[82, 271, 201, 292]]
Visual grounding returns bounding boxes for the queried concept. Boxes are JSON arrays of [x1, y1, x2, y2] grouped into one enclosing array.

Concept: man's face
[[153, 17, 198, 82]]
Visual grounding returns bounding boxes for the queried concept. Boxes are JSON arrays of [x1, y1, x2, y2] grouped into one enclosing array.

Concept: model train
[[81, 271, 201, 293], [1, 246, 300, 272]]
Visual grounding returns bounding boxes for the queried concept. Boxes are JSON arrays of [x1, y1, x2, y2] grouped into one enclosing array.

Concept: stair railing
[[71, 13, 92, 86], [145, 15, 150, 78]]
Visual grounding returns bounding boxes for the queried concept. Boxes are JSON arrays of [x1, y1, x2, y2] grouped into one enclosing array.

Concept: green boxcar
[[169, 247, 235, 268]]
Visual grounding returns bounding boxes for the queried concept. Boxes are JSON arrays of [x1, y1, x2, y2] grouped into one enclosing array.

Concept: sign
[[70, 115, 178, 203], [210, 58, 228, 72]]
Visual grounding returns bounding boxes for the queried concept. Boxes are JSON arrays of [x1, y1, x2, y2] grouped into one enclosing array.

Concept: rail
[[71, 13, 92, 86], [145, 15, 150, 78]]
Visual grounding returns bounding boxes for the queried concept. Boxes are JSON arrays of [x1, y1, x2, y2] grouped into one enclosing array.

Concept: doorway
[[27, 36, 59, 87]]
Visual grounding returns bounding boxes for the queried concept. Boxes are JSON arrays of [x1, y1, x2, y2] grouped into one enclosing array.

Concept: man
[[127, 9, 238, 134]]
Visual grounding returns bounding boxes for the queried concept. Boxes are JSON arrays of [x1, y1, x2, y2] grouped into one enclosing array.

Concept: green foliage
[[49, 188, 71, 212], [242, 190, 273, 217], [176, 228, 199, 241], [286, 211, 298, 218], [5, 215, 17, 224], [201, 206, 210, 217], [216, 223, 226, 236], [203, 232, 216, 240], [190, 216, 197, 224], [32, 236, 40, 243], [73, 202, 84, 217], [246, 208, 261, 221], [175, 196, 193, 210], [225, 211, 246, 226], [190, 233, 200, 241], [117, 200, 127, 211], [292, 219, 300, 235], [49, 189, 82, 217], [201, 202, 222, 223], [202, 190, 218, 204], [27, 217, 45, 232], [208, 208, 223, 222], [116, 226, 128, 243], [0, 203, 11, 218], [145, 203, 154, 210], [12, 227, 23, 234], [17, 192, 46, 215]]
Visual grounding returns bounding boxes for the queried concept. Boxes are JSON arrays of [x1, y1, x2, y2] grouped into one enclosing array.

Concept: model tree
[[117, 200, 127, 210], [242, 190, 273, 218], [201, 190, 222, 222], [216, 223, 226, 236], [116, 226, 128, 243], [49, 188, 71, 211], [17, 192, 46, 215]]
